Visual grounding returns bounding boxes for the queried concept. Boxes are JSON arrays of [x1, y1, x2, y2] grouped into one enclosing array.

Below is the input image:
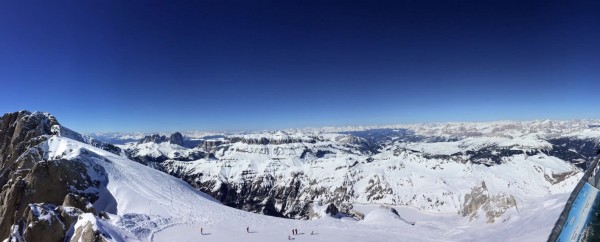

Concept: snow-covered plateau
[[0, 111, 599, 241]]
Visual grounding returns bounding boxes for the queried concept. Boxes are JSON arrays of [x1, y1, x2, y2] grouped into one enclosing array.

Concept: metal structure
[[548, 153, 600, 242]]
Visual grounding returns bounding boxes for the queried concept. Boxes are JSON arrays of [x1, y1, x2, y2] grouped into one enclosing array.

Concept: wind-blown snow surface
[[45, 135, 578, 241]]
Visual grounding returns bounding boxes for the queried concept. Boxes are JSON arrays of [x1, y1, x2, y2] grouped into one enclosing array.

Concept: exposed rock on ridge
[[460, 181, 517, 223], [0, 111, 108, 241]]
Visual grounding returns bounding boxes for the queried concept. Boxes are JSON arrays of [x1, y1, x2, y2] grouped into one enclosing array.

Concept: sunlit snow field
[[45, 136, 572, 242]]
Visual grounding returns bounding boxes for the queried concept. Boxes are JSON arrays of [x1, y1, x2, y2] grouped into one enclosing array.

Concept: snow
[[28, 204, 56, 223], [165, 136, 581, 214], [118, 141, 202, 161], [72, 213, 121, 242], [47, 137, 428, 241], [40, 135, 583, 241]]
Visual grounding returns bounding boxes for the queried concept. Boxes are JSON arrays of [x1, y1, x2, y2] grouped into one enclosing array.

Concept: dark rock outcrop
[[138, 132, 185, 146], [21, 204, 66, 242], [0, 111, 55, 238], [169, 132, 184, 146], [325, 203, 339, 216], [198, 139, 224, 152], [0, 111, 55, 186], [0, 157, 107, 240], [139, 134, 168, 144], [0, 111, 106, 241], [63, 193, 96, 214]]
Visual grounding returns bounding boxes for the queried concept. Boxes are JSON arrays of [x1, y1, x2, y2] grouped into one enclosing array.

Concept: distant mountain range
[[93, 119, 600, 222]]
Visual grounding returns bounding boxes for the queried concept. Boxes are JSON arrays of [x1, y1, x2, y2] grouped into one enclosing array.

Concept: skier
[[246, 227, 249, 233], [311, 231, 314, 235], [201, 227, 203, 235]]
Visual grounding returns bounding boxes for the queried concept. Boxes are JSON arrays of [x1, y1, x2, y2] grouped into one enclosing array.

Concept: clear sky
[[1, 1, 599, 132]]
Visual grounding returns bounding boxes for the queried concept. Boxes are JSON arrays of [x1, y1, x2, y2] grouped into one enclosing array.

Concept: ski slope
[[46, 136, 571, 241]]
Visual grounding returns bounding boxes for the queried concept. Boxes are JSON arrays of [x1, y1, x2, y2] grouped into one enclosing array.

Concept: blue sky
[[1, 1, 599, 132]]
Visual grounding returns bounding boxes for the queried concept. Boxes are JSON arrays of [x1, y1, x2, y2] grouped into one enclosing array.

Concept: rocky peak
[[138, 132, 185, 146], [460, 181, 517, 223], [169, 132, 184, 146], [0, 111, 56, 171], [138, 134, 168, 144]]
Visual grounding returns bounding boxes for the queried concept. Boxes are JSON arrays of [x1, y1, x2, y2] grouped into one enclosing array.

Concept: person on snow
[[201, 227, 203, 235], [247, 227, 250, 233]]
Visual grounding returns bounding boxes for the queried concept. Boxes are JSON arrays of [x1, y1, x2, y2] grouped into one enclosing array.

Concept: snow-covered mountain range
[[1, 110, 598, 241], [105, 120, 599, 224], [0, 111, 433, 242]]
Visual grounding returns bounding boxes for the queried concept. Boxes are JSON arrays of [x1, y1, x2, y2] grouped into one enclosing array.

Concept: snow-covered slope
[[111, 120, 599, 224], [38, 136, 421, 241], [159, 133, 582, 219], [36, 136, 574, 241]]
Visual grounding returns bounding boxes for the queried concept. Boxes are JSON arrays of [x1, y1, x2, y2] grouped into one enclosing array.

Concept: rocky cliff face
[[0, 111, 55, 182], [0, 111, 108, 241], [460, 181, 518, 223], [197, 139, 224, 153], [139, 134, 167, 144], [138, 132, 184, 146], [168, 132, 184, 146]]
